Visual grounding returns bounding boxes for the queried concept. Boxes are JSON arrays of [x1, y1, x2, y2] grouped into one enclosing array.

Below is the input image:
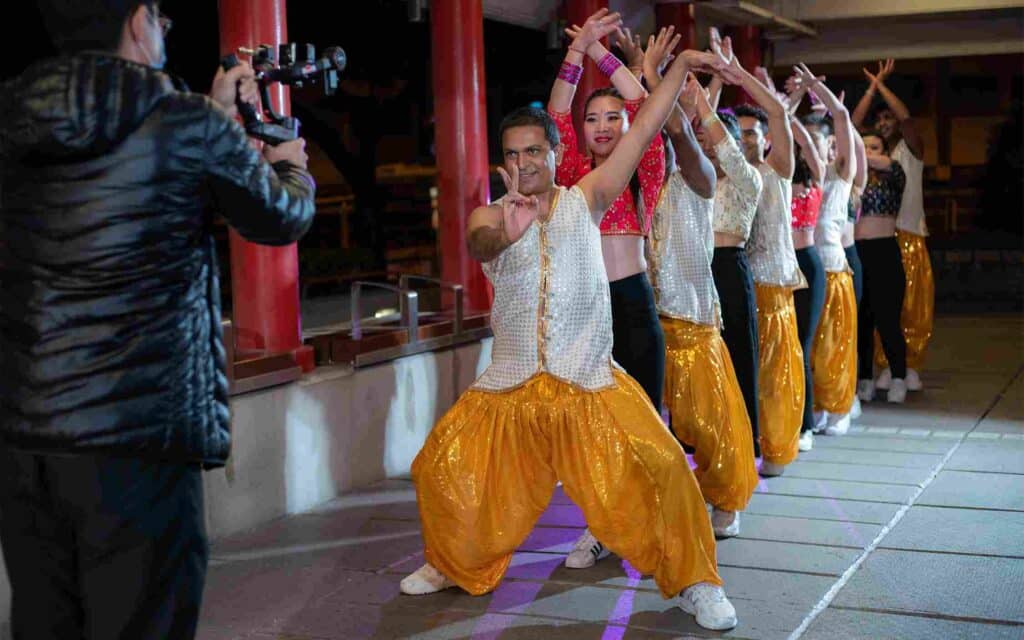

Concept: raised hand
[[679, 72, 704, 120], [863, 58, 895, 85], [793, 63, 824, 93], [496, 165, 540, 244], [565, 8, 623, 53], [615, 26, 646, 71], [642, 26, 681, 80], [709, 27, 734, 65]]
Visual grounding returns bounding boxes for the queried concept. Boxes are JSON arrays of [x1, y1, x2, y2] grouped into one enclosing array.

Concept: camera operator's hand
[[264, 138, 309, 170], [210, 62, 259, 119]]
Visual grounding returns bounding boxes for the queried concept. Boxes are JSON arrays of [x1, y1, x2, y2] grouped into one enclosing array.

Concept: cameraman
[[0, 1, 315, 637]]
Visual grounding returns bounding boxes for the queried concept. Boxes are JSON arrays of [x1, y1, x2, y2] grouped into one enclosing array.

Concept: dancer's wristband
[[700, 112, 720, 130], [558, 61, 583, 85], [597, 53, 623, 77]]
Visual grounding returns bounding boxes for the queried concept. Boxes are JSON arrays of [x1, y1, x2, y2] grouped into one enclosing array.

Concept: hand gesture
[[615, 27, 646, 70], [565, 8, 623, 53], [642, 26, 681, 80], [679, 72, 704, 120], [709, 35, 744, 84], [210, 61, 259, 119], [792, 62, 824, 93], [754, 66, 775, 91], [496, 165, 540, 244], [264, 137, 308, 170], [863, 58, 895, 86], [709, 27, 734, 65]]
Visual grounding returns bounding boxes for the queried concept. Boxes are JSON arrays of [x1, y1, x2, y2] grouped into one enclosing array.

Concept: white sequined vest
[[816, 166, 853, 273], [648, 171, 721, 327], [747, 164, 806, 288], [472, 185, 615, 392]]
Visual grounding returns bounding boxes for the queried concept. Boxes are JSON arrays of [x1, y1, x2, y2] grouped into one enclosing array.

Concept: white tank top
[[891, 139, 928, 236], [473, 185, 616, 392], [816, 166, 853, 273]]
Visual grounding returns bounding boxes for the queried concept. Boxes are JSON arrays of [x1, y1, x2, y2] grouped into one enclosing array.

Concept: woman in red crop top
[[547, 14, 667, 418], [788, 110, 827, 444], [548, 12, 669, 572]]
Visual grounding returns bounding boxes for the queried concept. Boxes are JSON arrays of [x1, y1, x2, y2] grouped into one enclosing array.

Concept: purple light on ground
[[685, 452, 698, 471], [601, 560, 643, 639]]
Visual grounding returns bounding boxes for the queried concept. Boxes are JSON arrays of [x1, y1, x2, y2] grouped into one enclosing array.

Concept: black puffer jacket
[[0, 54, 316, 467]]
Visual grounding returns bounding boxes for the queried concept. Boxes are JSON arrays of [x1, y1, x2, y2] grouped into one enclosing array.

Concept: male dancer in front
[[400, 34, 739, 631]]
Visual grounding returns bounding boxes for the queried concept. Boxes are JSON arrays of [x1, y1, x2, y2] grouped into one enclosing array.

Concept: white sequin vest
[[472, 185, 615, 392], [648, 171, 721, 327]]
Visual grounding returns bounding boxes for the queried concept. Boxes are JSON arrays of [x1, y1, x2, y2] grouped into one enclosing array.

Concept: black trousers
[[856, 237, 907, 380], [0, 449, 208, 640], [795, 247, 826, 431], [609, 272, 666, 414], [845, 243, 864, 304], [711, 247, 760, 456]]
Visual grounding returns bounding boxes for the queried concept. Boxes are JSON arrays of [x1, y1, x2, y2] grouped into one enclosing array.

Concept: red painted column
[[431, 0, 491, 310], [218, 0, 314, 371], [655, 0, 697, 53], [728, 25, 763, 104], [566, 0, 609, 147]]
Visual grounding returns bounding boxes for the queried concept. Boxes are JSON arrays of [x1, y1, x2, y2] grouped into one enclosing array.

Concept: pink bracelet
[[558, 61, 583, 85], [597, 52, 622, 77]]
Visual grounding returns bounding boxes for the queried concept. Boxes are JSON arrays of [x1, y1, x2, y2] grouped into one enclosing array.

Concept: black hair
[[861, 129, 890, 153], [583, 87, 624, 114], [498, 106, 561, 149], [37, 0, 157, 53], [800, 112, 834, 137], [733, 104, 769, 132], [717, 111, 742, 142]]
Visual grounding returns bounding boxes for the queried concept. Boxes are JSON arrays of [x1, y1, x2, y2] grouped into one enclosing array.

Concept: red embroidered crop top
[[791, 184, 822, 231], [548, 99, 665, 236]]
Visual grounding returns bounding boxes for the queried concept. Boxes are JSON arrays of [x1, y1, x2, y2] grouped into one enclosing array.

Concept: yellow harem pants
[[755, 284, 805, 465], [875, 230, 934, 370], [411, 370, 721, 599], [812, 271, 858, 414], [661, 317, 758, 512]]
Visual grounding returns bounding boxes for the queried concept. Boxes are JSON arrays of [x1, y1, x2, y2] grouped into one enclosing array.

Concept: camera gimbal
[[221, 43, 347, 145]]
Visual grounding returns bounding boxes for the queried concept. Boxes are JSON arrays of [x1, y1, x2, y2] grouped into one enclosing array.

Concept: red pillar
[[566, 0, 609, 147], [655, 0, 696, 53], [218, 0, 314, 371], [727, 25, 763, 105], [431, 0, 491, 310]]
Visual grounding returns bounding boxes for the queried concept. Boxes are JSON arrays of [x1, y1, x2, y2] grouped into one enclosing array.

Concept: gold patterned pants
[[411, 370, 721, 599]]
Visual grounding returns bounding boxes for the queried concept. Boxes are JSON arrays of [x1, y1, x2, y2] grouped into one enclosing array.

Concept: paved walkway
[[198, 315, 1024, 639]]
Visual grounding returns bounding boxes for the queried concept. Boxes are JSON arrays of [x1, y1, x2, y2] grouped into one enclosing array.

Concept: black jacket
[[0, 53, 316, 467]]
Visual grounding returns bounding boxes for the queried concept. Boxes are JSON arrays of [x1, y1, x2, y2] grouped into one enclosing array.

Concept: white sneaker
[[905, 368, 923, 391], [812, 411, 829, 434], [824, 412, 851, 436], [875, 367, 892, 390], [798, 430, 814, 451], [400, 563, 456, 595], [760, 460, 786, 477], [711, 508, 740, 538], [888, 378, 908, 404], [857, 379, 876, 402], [565, 529, 610, 569], [850, 396, 863, 420], [678, 582, 738, 630]]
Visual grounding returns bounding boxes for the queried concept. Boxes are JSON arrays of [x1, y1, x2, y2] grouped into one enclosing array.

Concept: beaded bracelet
[[700, 112, 720, 130], [597, 52, 623, 77], [558, 61, 583, 85]]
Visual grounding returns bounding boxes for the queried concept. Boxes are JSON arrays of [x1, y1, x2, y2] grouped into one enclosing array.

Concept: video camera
[[221, 43, 347, 146]]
